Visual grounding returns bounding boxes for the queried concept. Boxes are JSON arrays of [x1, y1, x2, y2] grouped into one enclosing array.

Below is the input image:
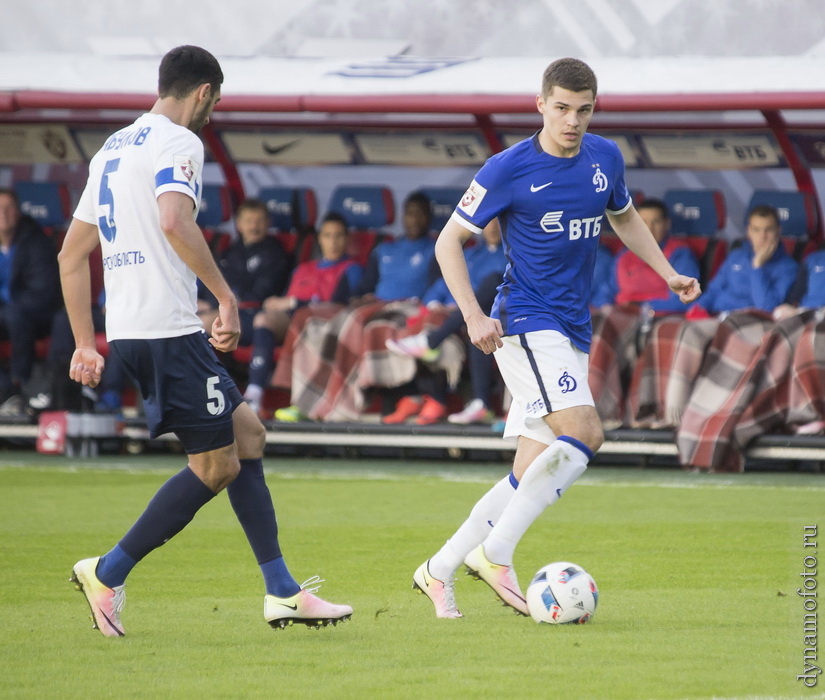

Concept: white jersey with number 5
[[74, 112, 205, 341]]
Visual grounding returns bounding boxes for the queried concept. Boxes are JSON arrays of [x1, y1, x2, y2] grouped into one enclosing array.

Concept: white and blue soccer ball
[[526, 561, 598, 625]]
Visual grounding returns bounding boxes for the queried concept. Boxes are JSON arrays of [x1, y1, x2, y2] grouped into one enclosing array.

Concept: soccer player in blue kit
[[413, 58, 701, 618], [60, 46, 351, 636]]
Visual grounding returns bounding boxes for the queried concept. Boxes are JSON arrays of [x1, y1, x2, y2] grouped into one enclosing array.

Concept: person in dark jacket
[[0, 188, 61, 413], [198, 198, 292, 333]]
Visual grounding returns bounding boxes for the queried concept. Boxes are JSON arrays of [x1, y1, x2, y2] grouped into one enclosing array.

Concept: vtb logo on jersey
[[540, 211, 564, 233], [592, 165, 608, 193], [541, 211, 603, 240]]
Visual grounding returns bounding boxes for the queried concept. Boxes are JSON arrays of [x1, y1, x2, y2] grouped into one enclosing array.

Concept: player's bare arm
[[58, 218, 106, 387], [608, 206, 702, 304], [157, 191, 240, 352], [435, 218, 503, 354]]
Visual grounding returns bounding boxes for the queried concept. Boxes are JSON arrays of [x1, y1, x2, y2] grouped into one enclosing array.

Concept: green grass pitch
[[0, 455, 822, 699]]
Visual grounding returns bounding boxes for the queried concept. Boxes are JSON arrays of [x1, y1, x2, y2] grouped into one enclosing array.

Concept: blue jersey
[[452, 132, 631, 352], [799, 249, 825, 309]]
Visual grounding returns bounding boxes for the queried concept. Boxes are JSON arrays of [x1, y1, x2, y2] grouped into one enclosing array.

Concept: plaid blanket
[[786, 312, 825, 428], [675, 311, 776, 471], [272, 301, 464, 421], [728, 310, 825, 459], [272, 303, 344, 392], [627, 317, 715, 427], [588, 306, 644, 425]]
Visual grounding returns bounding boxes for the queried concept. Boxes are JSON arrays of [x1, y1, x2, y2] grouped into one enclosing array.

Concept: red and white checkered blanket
[[272, 301, 464, 421], [626, 316, 720, 427], [674, 311, 776, 471], [588, 305, 645, 425]]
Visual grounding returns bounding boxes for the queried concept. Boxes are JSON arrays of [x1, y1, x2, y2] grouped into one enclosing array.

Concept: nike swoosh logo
[[100, 609, 124, 636], [487, 520, 494, 527], [261, 139, 301, 156], [530, 182, 553, 192], [278, 603, 299, 610], [501, 584, 526, 603]]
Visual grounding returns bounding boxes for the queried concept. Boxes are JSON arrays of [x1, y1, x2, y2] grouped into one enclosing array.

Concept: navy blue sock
[[227, 458, 299, 597], [248, 327, 277, 389], [96, 544, 136, 589], [109, 466, 216, 585], [260, 556, 301, 598]]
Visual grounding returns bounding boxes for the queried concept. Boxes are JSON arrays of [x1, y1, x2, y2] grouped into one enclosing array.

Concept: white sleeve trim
[[450, 210, 483, 235], [156, 182, 198, 203], [605, 198, 633, 216]]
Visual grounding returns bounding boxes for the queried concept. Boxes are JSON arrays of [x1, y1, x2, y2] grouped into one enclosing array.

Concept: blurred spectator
[[198, 198, 292, 408], [608, 199, 700, 313], [774, 246, 825, 319], [272, 191, 453, 423], [687, 203, 797, 317], [385, 218, 506, 424], [243, 212, 363, 416], [359, 190, 438, 302], [628, 203, 798, 428], [0, 188, 62, 414]]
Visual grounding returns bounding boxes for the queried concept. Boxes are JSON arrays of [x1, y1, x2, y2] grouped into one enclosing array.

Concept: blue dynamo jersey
[[452, 132, 631, 352]]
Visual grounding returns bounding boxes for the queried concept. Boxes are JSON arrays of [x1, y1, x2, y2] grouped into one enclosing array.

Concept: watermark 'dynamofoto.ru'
[[798, 524, 821, 688]]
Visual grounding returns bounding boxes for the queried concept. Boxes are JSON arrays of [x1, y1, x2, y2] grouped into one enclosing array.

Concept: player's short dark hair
[[158, 45, 224, 100], [542, 58, 598, 98], [0, 188, 20, 208], [748, 204, 780, 227], [637, 198, 669, 220], [235, 198, 269, 219], [320, 212, 348, 232], [404, 191, 432, 218]]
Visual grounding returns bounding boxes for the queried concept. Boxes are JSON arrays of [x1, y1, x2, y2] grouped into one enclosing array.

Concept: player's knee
[[583, 422, 604, 454], [249, 419, 266, 454], [564, 418, 603, 455], [214, 455, 242, 491], [233, 405, 267, 459]]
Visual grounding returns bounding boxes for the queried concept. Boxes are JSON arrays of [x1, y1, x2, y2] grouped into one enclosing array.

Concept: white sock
[[428, 473, 518, 581], [483, 437, 592, 566], [244, 384, 263, 413]]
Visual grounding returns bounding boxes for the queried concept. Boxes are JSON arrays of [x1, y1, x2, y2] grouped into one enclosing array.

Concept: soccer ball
[[526, 561, 598, 624]]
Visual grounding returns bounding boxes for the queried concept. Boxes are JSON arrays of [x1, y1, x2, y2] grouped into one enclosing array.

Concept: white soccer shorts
[[494, 329, 594, 444]]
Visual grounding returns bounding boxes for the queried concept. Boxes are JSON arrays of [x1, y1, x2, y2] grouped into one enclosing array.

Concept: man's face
[[318, 220, 347, 261], [536, 86, 595, 157], [403, 201, 430, 240], [235, 207, 269, 245], [0, 194, 20, 237], [639, 207, 669, 244], [747, 213, 780, 257], [188, 86, 221, 132]]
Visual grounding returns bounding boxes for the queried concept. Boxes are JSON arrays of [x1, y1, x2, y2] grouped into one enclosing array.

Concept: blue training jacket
[[696, 241, 798, 314]]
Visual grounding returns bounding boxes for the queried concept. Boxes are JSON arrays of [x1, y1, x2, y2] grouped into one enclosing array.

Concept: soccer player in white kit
[[60, 46, 351, 636], [413, 58, 701, 618]]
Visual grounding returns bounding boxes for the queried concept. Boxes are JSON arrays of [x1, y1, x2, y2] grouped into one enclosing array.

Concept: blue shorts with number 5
[[110, 331, 243, 454]]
